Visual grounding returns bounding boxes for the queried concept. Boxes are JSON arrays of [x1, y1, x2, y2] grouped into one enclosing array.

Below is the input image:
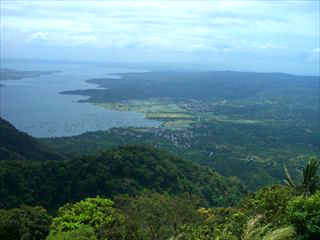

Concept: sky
[[1, 0, 319, 75]]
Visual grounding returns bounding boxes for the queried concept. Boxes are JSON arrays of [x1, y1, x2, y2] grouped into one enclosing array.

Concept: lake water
[[0, 60, 161, 137]]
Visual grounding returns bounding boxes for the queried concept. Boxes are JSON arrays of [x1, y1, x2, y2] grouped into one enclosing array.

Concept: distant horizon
[[1, 1, 319, 76], [1, 57, 319, 77]]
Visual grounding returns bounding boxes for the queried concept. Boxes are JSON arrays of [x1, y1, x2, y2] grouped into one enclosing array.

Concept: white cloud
[[25, 31, 97, 47], [0, 0, 319, 74], [3, 16, 96, 33]]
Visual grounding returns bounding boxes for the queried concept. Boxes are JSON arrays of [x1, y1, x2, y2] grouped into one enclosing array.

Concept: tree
[[46, 225, 97, 240], [287, 191, 320, 240], [284, 156, 319, 196], [113, 191, 203, 240], [240, 185, 293, 227], [0, 205, 51, 240], [49, 196, 125, 239], [171, 207, 246, 240]]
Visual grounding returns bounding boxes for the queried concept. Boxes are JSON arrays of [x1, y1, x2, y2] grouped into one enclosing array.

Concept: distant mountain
[[0, 117, 63, 161], [61, 71, 319, 103], [0, 144, 246, 210], [0, 68, 58, 81]]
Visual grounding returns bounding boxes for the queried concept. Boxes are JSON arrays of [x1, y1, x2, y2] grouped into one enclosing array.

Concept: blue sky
[[1, 0, 319, 75]]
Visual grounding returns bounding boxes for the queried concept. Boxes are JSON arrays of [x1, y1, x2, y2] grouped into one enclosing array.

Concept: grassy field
[[95, 99, 195, 128]]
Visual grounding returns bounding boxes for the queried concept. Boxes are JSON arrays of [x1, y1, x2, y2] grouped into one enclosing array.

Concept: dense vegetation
[[0, 118, 245, 210], [1, 170, 319, 240], [0, 144, 245, 210], [0, 118, 63, 161]]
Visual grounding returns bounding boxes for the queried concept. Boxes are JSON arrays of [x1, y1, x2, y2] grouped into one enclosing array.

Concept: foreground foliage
[[50, 197, 123, 233], [0, 205, 51, 240], [285, 155, 320, 196], [49, 197, 124, 240], [46, 225, 97, 240], [0, 173, 319, 240], [287, 191, 320, 240], [240, 185, 294, 226], [241, 216, 295, 240], [113, 192, 203, 240]]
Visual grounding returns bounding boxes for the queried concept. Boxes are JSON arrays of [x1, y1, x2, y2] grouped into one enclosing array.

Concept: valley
[[43, 71, 320, 190]]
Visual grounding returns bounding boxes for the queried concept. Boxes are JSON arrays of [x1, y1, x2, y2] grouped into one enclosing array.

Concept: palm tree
[[284, 156, 319, 196], [301, 156, 319, 196]]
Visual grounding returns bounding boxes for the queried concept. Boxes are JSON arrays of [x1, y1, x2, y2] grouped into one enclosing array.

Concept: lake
[[0, 60, 161, 137]]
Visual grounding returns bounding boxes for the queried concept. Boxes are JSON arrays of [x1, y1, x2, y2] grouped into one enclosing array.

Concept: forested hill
[[0, 144, 246, 210], [0, 117, 63, 161], [61, 71, 319, 103]]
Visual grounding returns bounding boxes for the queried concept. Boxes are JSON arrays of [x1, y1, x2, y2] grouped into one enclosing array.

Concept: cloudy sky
[[1, 0, 319, 75]]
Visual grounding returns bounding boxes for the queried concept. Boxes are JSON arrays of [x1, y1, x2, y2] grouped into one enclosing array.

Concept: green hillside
[[0, 117, 63, 161], [0, 144, 246, 210]]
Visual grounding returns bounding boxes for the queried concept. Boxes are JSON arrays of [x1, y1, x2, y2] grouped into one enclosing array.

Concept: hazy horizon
[[1, 0, 319, 76], [2, 56, 320, 77]]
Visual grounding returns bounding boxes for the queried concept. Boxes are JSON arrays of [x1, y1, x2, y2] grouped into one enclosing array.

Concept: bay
[[0, 60, 161, 137]]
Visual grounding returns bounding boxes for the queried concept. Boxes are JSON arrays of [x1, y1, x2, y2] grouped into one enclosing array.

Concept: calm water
[[0, 61, 161, 137]]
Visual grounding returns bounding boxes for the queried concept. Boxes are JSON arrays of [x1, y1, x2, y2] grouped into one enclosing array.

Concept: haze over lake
[[0, 60, 161, 137]]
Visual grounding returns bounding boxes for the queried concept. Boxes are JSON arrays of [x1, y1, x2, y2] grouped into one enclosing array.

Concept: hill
[[0, 68, 57, 81], [0, 145, 246, 210], [0, 117, 63, 161], [61, 71, 319, 103]]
